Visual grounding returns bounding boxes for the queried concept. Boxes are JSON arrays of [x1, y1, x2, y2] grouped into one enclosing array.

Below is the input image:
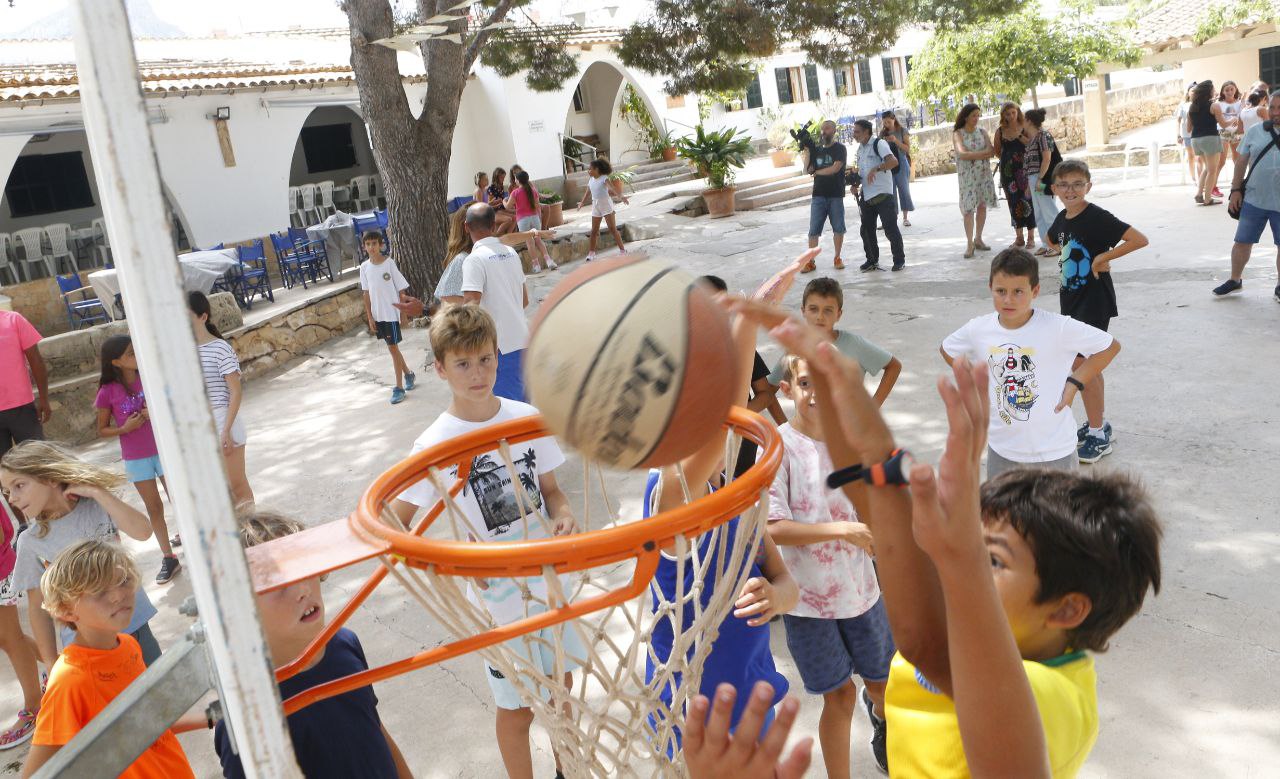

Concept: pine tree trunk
[[342, 1, 461, 297], [1030, 85, 1040, 109]]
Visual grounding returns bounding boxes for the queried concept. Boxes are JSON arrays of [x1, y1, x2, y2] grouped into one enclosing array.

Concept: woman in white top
[[1213, 81, 1244, 197], [1174, 83, 1202, 185], [575, 158, 629, 261], [1239, 88, 1269, 132]]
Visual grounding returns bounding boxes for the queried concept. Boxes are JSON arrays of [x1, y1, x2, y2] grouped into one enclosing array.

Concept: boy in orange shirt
[[21, 540, 193, 779]]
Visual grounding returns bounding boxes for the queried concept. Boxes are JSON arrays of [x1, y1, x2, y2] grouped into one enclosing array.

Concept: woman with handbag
[[1023, 109, 1061, 256], [952, 104, 998, 258], [879, 111, 915, 226]]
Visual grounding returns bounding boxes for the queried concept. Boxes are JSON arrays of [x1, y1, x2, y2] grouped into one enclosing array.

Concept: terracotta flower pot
[[770, 149, 795, 168], [702, 186, 736, 218], [609, 178, 624, 198], [661, 147, 677, 162], [542, 201, 564, 228]]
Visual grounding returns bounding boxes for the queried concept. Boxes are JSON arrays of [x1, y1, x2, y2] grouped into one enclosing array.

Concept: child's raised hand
[[734, 576, 781, 627], [684, 683, 812, 779], [751, 247, 821, 304], [909, 357, 989, 563]]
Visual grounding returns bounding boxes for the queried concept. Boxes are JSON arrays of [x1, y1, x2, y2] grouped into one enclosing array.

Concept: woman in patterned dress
[[993, 102, 1037, 250], [952, 104, 998, 258]]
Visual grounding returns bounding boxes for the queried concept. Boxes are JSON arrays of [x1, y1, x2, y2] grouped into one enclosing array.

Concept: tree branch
[[464, 0, 516, 72]]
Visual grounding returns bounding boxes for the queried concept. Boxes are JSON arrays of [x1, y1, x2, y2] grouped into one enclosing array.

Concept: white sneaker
[[530, 261, 543, 274], [585, 252, 596, 262], [544, 257, 558, 270]]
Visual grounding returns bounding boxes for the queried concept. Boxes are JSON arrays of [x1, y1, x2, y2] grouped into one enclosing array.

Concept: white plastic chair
[[369, 176, 386, 209], [299, 184, 320, 226], [350, 176, 374, 211], [14, 228, 56, 279], [46, 223, 84, 272], [288, 186, 303, 228], [317, 180, 336, 218], [0, 233, 21, 284], [91, 217, 113, 267]]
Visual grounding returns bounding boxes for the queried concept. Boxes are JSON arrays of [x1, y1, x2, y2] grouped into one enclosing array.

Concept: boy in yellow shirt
[[734, 299, 1162, 777]]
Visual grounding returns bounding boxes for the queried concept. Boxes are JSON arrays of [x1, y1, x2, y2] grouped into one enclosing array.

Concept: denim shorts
[[1190, 136, 1223, 156], [809, 195, 846, 237], [516, 214, 542, 231], [782, 597, 895, 694], [1233, 201, 1280, 245], [494, 349, 526, 402], [124, 454, 164, 483]]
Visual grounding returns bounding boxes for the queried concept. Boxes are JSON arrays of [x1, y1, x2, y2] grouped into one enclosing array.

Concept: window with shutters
[[857, 60, 873, 94], [1261, 46, 1280, 92], [881, 57, 904, 90], [804, 64, 820, 102], [745, 75, 763, 109], [775, 67, 795, 104], [5, 151, 94, 218], [835, 67, 852, 97]]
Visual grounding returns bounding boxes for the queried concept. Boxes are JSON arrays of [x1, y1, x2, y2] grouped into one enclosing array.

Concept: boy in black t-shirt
[[1044, 159, 1148, 465]]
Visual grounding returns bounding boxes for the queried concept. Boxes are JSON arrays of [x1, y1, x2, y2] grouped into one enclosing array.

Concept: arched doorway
[[1, 128, 191, 283], [562, 61, 663, 170], [287, 106, 379, 221]]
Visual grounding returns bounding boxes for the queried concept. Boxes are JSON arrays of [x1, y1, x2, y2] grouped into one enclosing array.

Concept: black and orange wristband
[[826, 448, 915, 488]]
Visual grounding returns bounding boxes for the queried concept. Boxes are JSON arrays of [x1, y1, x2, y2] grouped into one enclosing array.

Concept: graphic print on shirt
[[1059, 238, 1092, 292], [988, 344, 1038, 425], [455, 447, 543, 535]]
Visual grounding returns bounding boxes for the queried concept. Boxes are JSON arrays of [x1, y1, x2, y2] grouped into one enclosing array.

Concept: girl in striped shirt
[[187, 292, 254, 510]]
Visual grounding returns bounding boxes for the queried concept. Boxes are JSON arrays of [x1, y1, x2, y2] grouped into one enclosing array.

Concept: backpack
[[1038, 132, 1064, 194]]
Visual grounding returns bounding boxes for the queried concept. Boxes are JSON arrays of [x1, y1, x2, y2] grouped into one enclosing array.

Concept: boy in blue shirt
[[214, 511, 411, 778]]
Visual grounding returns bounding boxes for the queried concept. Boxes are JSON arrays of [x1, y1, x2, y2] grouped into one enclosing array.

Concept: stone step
[[734, 172, 810, 198], [566, 159, 686, 185], [762, 194, 813, 212], [628, 171, 698, 192], [738, 182, 814, 210]]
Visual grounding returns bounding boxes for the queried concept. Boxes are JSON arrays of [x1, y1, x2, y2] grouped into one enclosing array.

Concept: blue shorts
[[123, 454, 163, 483], [1233, 201, 1280, 245], [494, 348, 526, 402], [484, 621, 587, 710], [809, 195, 846, 237], [782, 597, 895, 694], [375, 320, 402, 346]]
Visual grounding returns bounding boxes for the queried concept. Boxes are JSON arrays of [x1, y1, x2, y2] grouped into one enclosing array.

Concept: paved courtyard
[[3, 163, 1278, 777]]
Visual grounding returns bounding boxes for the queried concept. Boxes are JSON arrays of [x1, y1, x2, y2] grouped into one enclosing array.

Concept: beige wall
[[1185, 50, 1262, 91]]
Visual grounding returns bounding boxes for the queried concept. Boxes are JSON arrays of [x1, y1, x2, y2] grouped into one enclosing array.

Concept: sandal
[[1014, 236, 1026, 247], [834, 256, 846, 270], [800, 260, 817, 274], [964, 244, 976, 259], [902, 218, 911, 227], [1203, 198, 1221, 206], [975, 240, 991, 251], [0, 709, 37, 750]]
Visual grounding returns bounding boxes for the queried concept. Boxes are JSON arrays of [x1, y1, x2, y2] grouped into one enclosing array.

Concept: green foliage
[[904, 7, 1140, 109], [481, 20, 580, 92], [675, 125, 753, 190], [619, 0, 1026, 95], [540, 192, 563, 204], [620, 84, 677, 157], [1193, 0, 1279, 45]]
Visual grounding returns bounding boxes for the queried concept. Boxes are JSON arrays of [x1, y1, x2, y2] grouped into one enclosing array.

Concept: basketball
[[524, 254, 737, 470]]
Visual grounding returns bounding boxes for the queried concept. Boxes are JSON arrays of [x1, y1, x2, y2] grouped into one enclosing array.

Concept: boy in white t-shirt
[[940, 248, 1120, 479], [767, 354, 894, 775], [358, 231, 415, 405], [390, 304, 579, 779], [460, 203, 530, 402]]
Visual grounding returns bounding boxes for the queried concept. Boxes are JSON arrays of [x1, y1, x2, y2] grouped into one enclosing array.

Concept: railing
[[558, 133, 598, 172], [663, 117, 697, 136]]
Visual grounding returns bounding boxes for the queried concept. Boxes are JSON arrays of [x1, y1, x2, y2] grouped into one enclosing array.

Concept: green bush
[[675, 125, 753, 190]]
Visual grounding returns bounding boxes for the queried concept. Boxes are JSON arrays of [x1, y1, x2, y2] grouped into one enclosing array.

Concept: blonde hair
[[999, 101, 1025, 129], [236, 509, 304, 549], [444, 207, 473, 264], [40, 539, 139, 626], [780, 354, 807, 385], [1, 440, 125, 538], [429, 304, 498, 362]]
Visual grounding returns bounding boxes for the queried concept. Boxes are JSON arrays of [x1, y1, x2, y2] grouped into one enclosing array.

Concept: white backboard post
[[68, 1, 300, 775]]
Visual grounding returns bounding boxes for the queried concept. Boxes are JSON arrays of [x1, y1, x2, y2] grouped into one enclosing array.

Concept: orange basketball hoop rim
[[248, 406, 781, 715]]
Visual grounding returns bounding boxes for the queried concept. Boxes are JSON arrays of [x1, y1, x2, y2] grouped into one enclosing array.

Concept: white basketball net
[[376, 430, 770, 778]]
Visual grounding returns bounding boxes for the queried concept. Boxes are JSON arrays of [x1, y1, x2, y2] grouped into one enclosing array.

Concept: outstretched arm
[[872, 357, 901, 406], [909, 358, 1050, 778]]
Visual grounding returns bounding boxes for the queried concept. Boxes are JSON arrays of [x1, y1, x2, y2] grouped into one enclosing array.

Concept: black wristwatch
[[1065, 376, 1085, 392]]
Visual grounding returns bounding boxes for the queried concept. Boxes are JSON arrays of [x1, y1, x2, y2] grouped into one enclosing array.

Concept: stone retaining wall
[[910, 79, 1185, 178], [224, 284, 365, 378]]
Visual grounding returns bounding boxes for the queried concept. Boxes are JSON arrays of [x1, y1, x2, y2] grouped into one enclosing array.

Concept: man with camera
[[802, 120, 849, 272], [851, 119, 905, 272]]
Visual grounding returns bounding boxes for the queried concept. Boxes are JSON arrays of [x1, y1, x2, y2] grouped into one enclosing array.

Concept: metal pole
[[68, 2, 300, 776]]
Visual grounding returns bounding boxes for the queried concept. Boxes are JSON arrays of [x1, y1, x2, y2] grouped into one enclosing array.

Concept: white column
[[68, 2, 300, 776]]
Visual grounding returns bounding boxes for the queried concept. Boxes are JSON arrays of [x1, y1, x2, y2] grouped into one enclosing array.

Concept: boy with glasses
[[1043, 160, 1148, 464]]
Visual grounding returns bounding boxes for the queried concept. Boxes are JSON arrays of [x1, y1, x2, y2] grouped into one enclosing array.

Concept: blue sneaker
[[390, 387, 406, 405], [1078, 431, 1113, 464], [404, 371, 416, 391], [1077, 421, 1113, 448]]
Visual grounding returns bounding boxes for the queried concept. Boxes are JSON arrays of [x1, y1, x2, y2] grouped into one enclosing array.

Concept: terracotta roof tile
[[1134, 0, 1280, 48]]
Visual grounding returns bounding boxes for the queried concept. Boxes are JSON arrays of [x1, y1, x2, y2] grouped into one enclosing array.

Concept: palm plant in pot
[[675, 125, 753, 218], [766, 119, 797, 168], [649, 129, 678, 162]]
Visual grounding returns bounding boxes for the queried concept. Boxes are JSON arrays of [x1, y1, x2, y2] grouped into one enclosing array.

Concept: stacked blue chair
[[287, 226, 333, 284], [270, 232, 310, 290], [55, 274, 111, 329], [234, 239, 274, 309]]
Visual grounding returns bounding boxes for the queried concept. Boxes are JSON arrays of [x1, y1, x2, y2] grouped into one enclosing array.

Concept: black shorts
[[0, 402, 44, 458], [1065, 310, 1111, 333], [375, 321, 403, 346]]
